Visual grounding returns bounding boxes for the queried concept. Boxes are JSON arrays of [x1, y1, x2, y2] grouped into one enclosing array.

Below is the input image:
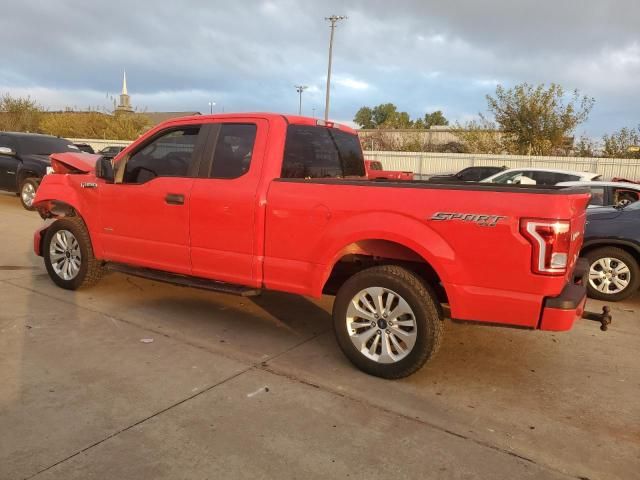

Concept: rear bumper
[[538, 258, 588, 331]]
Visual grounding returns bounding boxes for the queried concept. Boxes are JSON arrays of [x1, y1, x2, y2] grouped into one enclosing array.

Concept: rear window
[[17, 136, 79, 155], [369, 161, 383, 171], [281, 125, 365, 178]]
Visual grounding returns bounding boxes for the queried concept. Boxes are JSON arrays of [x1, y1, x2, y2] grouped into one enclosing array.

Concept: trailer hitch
[[582, 306, 612, 331]]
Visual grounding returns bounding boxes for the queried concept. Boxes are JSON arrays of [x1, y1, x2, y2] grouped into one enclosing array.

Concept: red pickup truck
[[33, 113, 594, 378], [365, 160, 414, 180]]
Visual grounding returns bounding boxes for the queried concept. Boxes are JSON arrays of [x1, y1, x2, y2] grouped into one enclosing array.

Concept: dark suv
[[582, 202, 640, 301], [0, 132, 80, 209]]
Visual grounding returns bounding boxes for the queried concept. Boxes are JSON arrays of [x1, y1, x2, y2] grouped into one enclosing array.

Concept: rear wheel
[[586, 247, 639, 301], [333, 265, 443, 379], [43, 217, 104, 290], [19, 177, 39, 210]]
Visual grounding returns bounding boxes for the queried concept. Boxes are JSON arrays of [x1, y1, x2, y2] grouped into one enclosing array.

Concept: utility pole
[[295, 85, 308, 115], [324, 15, 347, 121]]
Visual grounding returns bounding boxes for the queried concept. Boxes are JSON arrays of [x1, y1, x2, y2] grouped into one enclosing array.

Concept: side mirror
[[95, 156, 114, 183], [0, 146, 16, 156]]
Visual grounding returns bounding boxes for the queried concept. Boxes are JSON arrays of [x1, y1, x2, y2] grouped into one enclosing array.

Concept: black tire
[[585, 247, 639, 301], [43, 217, 104, 290], [332, 265, 444, 379], [19, 177, 39, 210]]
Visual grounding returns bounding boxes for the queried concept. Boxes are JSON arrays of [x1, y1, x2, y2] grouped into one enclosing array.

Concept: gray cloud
[[0, 0, 638, 134]]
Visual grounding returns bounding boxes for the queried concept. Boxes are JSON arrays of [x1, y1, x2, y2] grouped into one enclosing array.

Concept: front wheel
[[19, 177, 39, 210], [43, 217, 104, 290], [332, 265, 444, 379], [586, 247, 639, 301]]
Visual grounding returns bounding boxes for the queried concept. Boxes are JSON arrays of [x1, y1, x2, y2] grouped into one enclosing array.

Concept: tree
[[485, 83, 594, 155], [353, 103, 413, 129], [575, 135, 598, 157], [454, 119, 503, 154], [423, 110, 449, 128], [353, 106, 375, 129], [0, 93, 43, 132], [602, 126, 640, 158], [40, 111, 150, 140]]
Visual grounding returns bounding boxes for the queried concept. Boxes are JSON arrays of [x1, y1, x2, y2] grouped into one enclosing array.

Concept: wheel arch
[[582, 240, 640, 265], [320, 237, 450, 303]]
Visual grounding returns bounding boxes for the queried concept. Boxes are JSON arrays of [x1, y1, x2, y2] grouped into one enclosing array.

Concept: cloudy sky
[[1, 0, 638, 136]]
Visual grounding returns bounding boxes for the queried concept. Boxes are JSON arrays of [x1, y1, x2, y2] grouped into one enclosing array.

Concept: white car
[[481, 167, 601, 185], [556, 180, 640, 208]]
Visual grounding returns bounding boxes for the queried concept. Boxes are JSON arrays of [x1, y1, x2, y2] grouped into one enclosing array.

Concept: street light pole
[[208, 101, 216, 114], [324, 15, 347, 122], [295, 85, 308, 115]]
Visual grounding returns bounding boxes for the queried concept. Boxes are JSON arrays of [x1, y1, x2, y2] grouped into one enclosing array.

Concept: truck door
[[189, 119, 268, 287], [98, 124, 207, 275]]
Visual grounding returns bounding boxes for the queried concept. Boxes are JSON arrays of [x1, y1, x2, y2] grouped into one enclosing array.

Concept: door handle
[[165, 193, 185, 205]]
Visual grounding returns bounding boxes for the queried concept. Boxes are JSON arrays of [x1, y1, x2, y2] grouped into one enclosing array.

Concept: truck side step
[[106, 263, 262, 297]]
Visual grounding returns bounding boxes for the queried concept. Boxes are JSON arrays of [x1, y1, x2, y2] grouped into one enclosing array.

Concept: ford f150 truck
[[364, 160, 414, 180], [32, 113, 597, 378]]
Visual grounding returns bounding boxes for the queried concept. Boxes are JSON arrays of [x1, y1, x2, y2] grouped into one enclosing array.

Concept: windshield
[[18, 136, 79, 155]]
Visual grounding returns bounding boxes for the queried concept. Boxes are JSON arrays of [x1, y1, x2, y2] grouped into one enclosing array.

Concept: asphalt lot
[[0, 191, 638, 480]]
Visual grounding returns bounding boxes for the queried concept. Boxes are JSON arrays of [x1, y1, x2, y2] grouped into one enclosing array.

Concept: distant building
[[114, 70, 200, 125], [115, 70, 134, 114]]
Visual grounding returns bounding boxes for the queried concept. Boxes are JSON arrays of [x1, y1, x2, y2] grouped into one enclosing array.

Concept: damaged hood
[[49, 152, 99, 174]]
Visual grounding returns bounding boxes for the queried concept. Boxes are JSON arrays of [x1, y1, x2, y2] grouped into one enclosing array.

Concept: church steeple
[[115, 69, 134, 113], [122, 70, 128, 95]]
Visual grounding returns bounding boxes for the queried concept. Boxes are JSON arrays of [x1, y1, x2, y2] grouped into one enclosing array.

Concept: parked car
[[482, 167, 601, 185], [557, 181, 640, 208], [427, 166, 506, 183], [98, 145, 125, 159], [364, 160, 413, 180], [33, 113, 593, 379], [0, 132, 80, 209], [582, 201, 640, 301], [74, 143, 95, 154]]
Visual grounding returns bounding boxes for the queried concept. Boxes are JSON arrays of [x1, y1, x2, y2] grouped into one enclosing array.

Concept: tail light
[[520, 219, 571, 275]]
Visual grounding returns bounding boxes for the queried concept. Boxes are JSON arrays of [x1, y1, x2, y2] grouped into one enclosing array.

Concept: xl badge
[[430, 212, 507, 227]]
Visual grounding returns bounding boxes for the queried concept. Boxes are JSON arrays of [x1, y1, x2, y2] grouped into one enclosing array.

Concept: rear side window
[[491, 170, 527, 184], [370, 161, 383, 171], [281, 125, 365, 178], [210, 124, 257, 179]]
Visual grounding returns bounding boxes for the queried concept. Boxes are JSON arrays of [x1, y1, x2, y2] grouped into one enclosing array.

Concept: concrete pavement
[[1, 192, 638, 480]]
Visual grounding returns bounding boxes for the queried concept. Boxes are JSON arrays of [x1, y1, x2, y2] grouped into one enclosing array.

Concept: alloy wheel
[[345, 287, 417, 364], [49, 229, 82, 281], [21, 182, 36, 208]]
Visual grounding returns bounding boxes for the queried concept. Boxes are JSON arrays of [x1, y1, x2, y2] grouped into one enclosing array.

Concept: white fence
[[364, 151, 640, 180]]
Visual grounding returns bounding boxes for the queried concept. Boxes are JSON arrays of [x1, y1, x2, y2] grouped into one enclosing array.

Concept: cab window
[[122, 127, 201, 184]]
